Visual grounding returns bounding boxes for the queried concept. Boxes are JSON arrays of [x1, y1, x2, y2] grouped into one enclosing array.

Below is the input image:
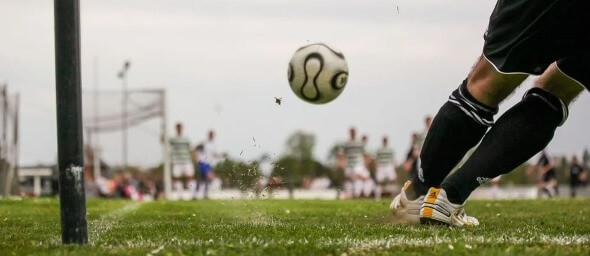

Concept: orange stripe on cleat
[[422, 207, 433, 218], [426, 188, 440, 204]]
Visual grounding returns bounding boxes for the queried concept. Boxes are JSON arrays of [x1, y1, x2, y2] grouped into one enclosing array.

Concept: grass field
[[1, 198, 589, 255]]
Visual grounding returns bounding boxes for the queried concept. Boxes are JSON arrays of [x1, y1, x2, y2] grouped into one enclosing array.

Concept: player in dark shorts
[[536, 150, 558, 197], [569, 155, 586, 198], [402, 133, 420, 180], [391, 0, 589, 227]]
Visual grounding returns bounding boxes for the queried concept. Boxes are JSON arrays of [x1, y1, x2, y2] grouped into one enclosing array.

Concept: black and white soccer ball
[[287, 43, 349, 104]]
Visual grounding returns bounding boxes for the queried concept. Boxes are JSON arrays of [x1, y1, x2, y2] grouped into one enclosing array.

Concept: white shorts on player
[[172, 163, 195, 178], [376, 165, 396, 183], [346, 166, 370, 180], [346, 166, 371, 198]]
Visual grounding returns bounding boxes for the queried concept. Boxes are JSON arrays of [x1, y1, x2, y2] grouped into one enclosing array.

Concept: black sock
[[442, 88, 568, 204], [409, 79, 497, 199]]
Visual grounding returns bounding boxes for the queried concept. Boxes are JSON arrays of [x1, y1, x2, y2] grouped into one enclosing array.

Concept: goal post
[[161, 90, 172, 199], [54, 0, 88, 244], [0, 85, 19, 197]]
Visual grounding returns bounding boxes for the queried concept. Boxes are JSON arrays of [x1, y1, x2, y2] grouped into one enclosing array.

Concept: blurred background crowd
[[16, 116, 589, 201]]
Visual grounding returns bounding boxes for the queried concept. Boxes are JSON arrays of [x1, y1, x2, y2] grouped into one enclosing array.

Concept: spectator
[[570, 155, 586, 198]]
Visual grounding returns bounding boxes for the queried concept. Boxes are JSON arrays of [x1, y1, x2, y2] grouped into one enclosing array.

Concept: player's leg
[[196, 161, 205, 199], [550, 178, 559, 197], [375, 182, 383, 200], [204, 167, 213, 199], [350, 167, 361, 198], [178, 164, 194, 200], [342, 167, 354, 199], [334, 168, 347, 199], [185, 163, 197, 199], [375, 168, 384, 200], [408, 56, 527, 199], [171, 164, 185, 200], [540, 178, 547, 198], [200, 163, 213, 199], [377, 166, 396, 200], [440, 61, 587, 206], [416, 0, 589, 216], [362, 177, 375, 198], [353, 176, 363, 198]]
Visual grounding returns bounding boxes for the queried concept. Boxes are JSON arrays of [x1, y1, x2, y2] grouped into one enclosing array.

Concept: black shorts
[[483, 0, 590, 90], [542, 169, 557, 182]]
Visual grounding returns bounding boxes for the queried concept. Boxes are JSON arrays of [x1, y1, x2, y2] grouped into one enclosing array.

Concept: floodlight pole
[[54, 0, 88, 244], [118, 61, 130, 171], [93, 57, 101, 179]]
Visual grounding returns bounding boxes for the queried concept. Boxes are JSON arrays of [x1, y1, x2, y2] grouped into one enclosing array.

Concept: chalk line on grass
[[95, 234, 590, 250], [89, 201, 144, 244]]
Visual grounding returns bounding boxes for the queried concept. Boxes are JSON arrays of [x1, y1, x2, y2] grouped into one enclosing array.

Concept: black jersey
[[406, 147, 418, 179], [538, 154, 556, 182], [570, 163, 584, 184]]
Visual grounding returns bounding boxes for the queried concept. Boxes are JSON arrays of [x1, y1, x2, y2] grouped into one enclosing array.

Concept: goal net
[[82, 88, 172, 198]]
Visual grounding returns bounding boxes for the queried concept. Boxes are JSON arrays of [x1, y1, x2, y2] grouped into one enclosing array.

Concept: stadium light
[[53, 0, 88, 244], [118, 60, 131, 170]]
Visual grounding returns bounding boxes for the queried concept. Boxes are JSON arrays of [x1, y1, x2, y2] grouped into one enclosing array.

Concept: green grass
[[1, 198, 589, 255]]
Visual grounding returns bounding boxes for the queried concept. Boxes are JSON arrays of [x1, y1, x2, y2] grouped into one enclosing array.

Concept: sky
[[1, 0, 589, 167]]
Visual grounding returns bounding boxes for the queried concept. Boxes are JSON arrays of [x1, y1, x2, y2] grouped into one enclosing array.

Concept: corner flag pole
[[54, 0, 88, 244]]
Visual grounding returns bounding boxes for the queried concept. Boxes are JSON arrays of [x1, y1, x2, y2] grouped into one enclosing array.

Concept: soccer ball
[[287, 43, 349, 104]]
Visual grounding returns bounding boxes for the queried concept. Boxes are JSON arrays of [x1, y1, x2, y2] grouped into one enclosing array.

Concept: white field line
[[46, 202, 144, 246], [88, 202, 144, 244], [317, 235, 590, 249], [226, 202, 285, 227], [96, 234, 590, 249]]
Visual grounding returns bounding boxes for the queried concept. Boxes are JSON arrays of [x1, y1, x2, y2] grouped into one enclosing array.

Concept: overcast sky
[[2, 0, 588, 167]]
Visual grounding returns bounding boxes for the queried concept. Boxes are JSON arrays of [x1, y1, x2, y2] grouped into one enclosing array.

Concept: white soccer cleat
[[390, 181, 424, 224], [419, 187, 479, 227]]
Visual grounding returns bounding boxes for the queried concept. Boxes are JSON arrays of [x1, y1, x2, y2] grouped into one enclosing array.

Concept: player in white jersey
[[169, 122, 195, 200], [195, 130, 219, 199], [338, 127, 370, 198], [375, 136, 396, 200], [361, 135, 376, 197]]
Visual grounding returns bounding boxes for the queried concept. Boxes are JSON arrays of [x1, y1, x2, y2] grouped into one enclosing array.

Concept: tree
[[286, 131, 315, 161], [272, 131, 333, 192]]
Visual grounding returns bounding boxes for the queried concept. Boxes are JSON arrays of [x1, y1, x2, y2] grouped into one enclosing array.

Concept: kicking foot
[[419, 187, 479, 227]]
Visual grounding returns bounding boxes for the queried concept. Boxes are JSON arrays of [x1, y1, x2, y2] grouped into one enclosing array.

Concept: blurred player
[[196, 130, 219, 199], [415, 116, 432, 149], [402, 133, 420, 179], [361, 135, 376, 197], [338, 127, 370, 198], [375, 136, 396, 200], [170, 122, 194, 200], [393, 1, 589, 227], [569, 155, 586, 198], [583, 148, 590, 169], [536, 150, 558, 198]]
